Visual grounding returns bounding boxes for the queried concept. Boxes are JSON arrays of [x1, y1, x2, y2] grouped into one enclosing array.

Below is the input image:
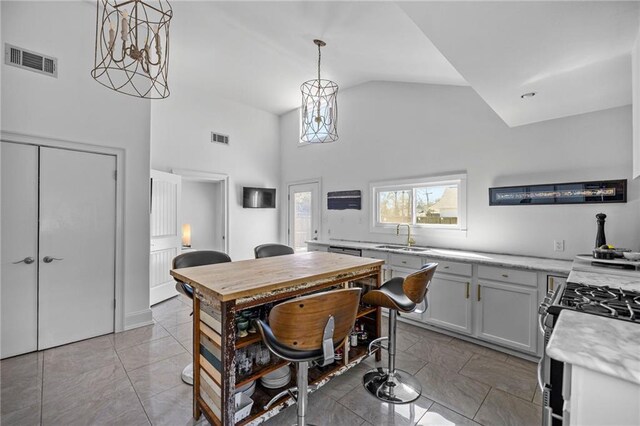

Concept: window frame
[[370, 173, 467, 234]]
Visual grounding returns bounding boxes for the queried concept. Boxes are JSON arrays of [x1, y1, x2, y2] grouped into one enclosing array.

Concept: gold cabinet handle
[[444, 266, 450, 269], [466, 282, 470, 299], [501, 273, 509, 278], [549, 277, 555, 291], [477, 285, 481, 301]]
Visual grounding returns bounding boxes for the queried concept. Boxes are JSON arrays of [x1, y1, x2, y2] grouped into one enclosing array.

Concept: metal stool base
[[363, 367, 422, 404]]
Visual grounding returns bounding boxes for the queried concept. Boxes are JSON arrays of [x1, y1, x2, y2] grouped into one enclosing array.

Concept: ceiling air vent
[[4, 43, 58, 78], [211, 132, 229, 145]]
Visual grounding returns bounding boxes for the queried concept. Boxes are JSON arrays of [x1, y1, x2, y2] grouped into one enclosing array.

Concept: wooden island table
[[170, 251, 384, 426]]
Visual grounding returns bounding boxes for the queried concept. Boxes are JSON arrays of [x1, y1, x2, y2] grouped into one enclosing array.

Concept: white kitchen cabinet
[[424, 273, 473, 335], [476, 280, 538, 353]]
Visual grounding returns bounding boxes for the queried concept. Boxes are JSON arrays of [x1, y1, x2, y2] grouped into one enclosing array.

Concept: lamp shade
[[182, 224, 191, 247]]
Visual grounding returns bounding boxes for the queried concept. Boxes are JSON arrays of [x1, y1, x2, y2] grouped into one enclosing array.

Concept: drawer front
[[427, 259, 471, 277], [362, 250, 388, 261], [478, 265, 537, 287], [389, 254, 424, 269], [307, 244, 328, 252]]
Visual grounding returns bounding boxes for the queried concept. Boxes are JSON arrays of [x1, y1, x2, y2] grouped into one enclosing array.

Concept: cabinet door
[[390, 267, 424, 322], [476, 280, 538, 353], [423, 274, 472, 335]]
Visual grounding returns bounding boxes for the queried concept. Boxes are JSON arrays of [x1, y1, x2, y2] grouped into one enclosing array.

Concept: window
[[371, 174, 467, 231]]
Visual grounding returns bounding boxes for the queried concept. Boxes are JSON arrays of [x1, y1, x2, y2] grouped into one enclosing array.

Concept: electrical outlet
[[554, 240, 565, 252]]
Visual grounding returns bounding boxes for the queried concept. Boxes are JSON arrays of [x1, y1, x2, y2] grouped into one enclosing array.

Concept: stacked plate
[[260, 365, 291, 389], [235, 380, 256, 398]]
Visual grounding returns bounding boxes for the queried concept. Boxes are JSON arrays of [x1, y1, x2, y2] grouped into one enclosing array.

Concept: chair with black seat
[[254, 243, 295, 259], [172, 250, 232, 385], [254, 288, 361, 426], [362, 263, 437, 404]]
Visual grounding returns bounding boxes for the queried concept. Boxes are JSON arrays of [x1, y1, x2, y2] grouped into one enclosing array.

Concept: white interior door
[[1, 142, 39, 358], [38, 147, 116, 350], [150, 170, 182, 305], [288, 182, 320, 252]]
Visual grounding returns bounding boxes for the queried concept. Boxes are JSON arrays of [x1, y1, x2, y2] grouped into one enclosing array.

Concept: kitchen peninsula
[[170, 251, 384, 426]]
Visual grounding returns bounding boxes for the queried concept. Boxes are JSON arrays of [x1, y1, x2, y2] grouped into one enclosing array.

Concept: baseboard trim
[[123, 308, 154, 331]]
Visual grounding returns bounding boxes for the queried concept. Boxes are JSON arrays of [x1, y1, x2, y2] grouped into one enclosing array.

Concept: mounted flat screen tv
[[243, 187, 276, 208]]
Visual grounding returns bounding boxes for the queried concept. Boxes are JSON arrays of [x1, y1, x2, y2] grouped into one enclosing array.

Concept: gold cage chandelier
[[91, 0, 173, 99], [300, 39, 338, 143]]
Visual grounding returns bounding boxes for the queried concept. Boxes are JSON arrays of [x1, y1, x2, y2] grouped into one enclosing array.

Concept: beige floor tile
[[181, 338, 194, 355], [112, 324, 171, 351], [418, 403, 480, 426], [155, 308, 193, 329], [506, 355, 538, 373], [339, 384, 434, 426], [398, 323, 453, 345], [42, 376, 143, 426], [128, 352, 193, 400], [43, 362, 127, 405], [141, 383, 199, 426], [43, 335, 120, 382], [414, 363, 490, 419], [164, 322, 193, 345], [474, 388, 541, 426], [0, 403, 41, 426], [317, 363, 369, 400], [459, 354, 537, 401], [263, 391, 366, 426], [151, 297, 186, 318], [1, 352, 43, 416], [362, 350, 428, 376], [117, 336, 187, 372], [449, 338, 509, 361], [532, 386, 543, 406], [405, 340, 473, 372]]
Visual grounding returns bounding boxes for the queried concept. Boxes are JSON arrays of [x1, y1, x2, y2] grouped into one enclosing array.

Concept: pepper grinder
[[595, 213, 607, 248]]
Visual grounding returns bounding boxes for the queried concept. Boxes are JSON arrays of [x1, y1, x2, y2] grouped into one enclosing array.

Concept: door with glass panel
[[287, 182, 320, 252]]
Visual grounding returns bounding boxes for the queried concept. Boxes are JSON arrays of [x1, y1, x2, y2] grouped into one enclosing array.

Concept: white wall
[[182, 180, 222, 251], [151, 83, 280, 261], [280, 82, 640, 259], [1, 1, 152, 329], [633, 30, 640, 179]]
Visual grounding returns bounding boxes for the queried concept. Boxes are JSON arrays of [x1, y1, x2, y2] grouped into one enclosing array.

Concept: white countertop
[[567, 269, 640, 292], [546, 310, 640, 385], [308, 239, 573, 274]]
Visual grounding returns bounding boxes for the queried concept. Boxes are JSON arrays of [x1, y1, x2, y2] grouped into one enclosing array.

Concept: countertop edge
[[307, 240, 573, 274]]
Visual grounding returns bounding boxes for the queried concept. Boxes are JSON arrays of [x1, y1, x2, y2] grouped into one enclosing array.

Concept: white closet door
[[38, 147, 116, 349], [1, 142, 39, 358], [150, 170, 182, 305]]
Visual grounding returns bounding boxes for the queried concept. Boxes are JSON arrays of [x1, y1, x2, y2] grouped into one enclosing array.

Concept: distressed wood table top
[[170, 251, 383, 302]]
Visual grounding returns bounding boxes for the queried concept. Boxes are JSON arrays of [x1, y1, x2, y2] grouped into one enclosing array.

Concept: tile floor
[[1, 296, 542, 426]]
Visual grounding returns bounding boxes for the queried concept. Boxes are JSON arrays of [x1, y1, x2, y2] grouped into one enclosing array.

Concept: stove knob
[[538, 303, 549, 315]]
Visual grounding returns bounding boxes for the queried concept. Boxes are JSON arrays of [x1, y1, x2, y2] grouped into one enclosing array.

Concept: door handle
[[43, 256, 64, 263], [477, 285, 481, 301], [13, 257, 35, 265], [465, 282, 470, 299]]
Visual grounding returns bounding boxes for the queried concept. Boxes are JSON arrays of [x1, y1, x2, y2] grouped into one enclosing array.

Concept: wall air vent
[[211, 132, 229, 145], [4, 43, 58, 78]]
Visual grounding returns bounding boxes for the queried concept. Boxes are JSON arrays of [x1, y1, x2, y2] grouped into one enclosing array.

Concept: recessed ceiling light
[[520, 92, 537, 99]]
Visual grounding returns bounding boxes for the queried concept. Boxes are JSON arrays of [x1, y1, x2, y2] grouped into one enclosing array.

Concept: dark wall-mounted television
[[243, 187, 276, 208]]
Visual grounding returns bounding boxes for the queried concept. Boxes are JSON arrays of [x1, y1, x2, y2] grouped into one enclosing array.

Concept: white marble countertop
[[547, 310, 640, 385], [308, 239, 573, 274], [567, 269, 640, 292]]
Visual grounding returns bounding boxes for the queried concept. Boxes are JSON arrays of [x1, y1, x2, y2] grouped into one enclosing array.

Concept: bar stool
[[172, 250, 232, 385], [254, 288, 361, 426], [254, 243, 295, 258], [362, 263, 437, 404]]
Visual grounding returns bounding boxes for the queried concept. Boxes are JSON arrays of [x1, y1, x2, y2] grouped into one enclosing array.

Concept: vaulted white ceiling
[[168, 1, 468, 115], [169, 1, 640, 126]]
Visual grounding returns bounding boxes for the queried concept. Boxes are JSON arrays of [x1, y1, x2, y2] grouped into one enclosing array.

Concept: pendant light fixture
[[300, 39, 338, 143], [91, 0, 173, 99]]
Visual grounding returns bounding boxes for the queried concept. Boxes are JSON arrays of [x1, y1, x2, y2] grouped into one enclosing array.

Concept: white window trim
[[369, 173, 467, 235]]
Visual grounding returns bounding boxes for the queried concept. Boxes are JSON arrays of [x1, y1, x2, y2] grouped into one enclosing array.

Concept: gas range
[[547, 282, 640, 322]]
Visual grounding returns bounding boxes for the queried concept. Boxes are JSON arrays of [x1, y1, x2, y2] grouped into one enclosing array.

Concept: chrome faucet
[[396, 224, 416, 247]]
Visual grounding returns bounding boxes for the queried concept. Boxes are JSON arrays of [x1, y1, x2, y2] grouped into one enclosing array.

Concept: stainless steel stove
[[538, 277, 640, 426], [547, 282, 640, 322]]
